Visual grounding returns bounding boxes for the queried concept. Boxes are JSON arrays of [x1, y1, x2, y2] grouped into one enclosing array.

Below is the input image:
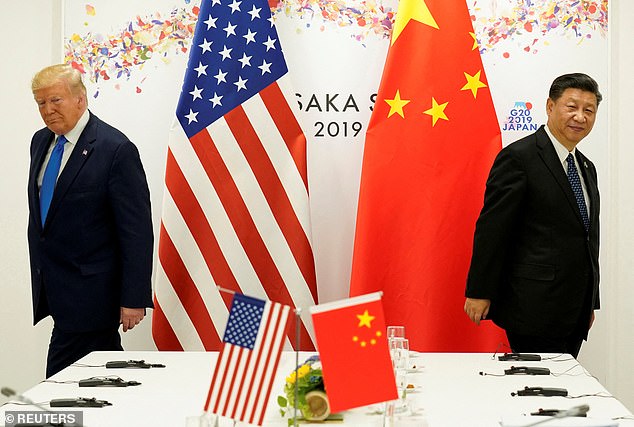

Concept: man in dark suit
[[464, 73, 602, 358], [28, 64, 154, 377]]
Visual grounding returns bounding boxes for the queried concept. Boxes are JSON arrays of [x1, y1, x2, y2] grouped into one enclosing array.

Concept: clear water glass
[[387, 325, 405, 341], [389, 337, 409, 413]]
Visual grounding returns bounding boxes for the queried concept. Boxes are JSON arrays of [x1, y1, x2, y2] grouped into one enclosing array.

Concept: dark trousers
[[46, 326, 123, 378], [506, 331, 584, 359]]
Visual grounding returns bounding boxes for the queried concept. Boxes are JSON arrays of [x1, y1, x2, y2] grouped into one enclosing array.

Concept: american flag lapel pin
[[82, 149, 88, 156]]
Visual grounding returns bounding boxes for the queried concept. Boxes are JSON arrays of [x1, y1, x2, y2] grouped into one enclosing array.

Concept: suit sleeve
[[465, 148, 526, 300], [108, 141, 154, 308]]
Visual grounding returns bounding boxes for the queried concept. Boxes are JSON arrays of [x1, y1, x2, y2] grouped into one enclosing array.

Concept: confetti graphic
[[64, 0, 608, 97], [470, 0, 608, 57], [271, 0, 397, 42], [64, 5, 200, 96]]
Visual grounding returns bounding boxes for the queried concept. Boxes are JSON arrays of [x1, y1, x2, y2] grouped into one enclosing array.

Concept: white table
[[1, 351, 632, 426]]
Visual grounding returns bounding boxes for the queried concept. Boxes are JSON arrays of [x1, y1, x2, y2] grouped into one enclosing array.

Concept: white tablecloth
[[1, 351, 632, 427]]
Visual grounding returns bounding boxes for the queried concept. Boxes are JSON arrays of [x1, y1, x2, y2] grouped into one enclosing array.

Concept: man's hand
[[120, 307, 145, 332], [464, 298, 491, 325]]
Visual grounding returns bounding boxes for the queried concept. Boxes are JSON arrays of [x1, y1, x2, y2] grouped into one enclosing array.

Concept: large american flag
[[204, 293, 290, 425], [152, 0, 317, 351]]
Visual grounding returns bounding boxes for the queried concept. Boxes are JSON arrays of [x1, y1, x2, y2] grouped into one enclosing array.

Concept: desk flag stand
[[187, 286, 302, 427]]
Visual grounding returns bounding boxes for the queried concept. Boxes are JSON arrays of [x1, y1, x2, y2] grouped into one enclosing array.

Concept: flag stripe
[[211, 344, 235, 413], [240, 303, 275, 422], [165, 127, 261, 302], [188, 129, 314, 348], [203, 344, 227, 412], [220, 346, 243, 416], [260, 82, 309, 189], [213, 97, 317, 349], [162, 126, 298, 349], [163, 150, 235, 344], [254, 304, 289, 425], [158, 223, 221, 349], [151, 299, 183, 351], [155, 264, 206, 350], [159, 181, 231, 347], [165, 149, 241, 295], [224, 103, 317, 301], [229, 348, 253, 419], [241, 84, 312, 238]]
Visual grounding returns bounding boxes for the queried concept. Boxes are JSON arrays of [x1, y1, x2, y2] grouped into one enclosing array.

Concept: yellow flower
[[285, 363, 311, 384]]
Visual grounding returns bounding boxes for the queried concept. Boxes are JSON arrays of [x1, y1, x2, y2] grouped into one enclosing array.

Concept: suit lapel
[[535, 127, 586, 228], [44, 115, 96, 226]]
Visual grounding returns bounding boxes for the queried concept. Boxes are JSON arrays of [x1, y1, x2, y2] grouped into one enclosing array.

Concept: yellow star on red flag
[[357, 310, 375, 328], [423, 97, 449, 126], [470, 32, 478, 50], [385, 90, 411, 118], [392, 0, 438, 45], [461, 70, 487, 99]]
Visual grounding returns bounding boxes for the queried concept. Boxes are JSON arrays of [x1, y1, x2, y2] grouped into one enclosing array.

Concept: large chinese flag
[[350, 0, 506, 351], [310, 293, 397, 413]]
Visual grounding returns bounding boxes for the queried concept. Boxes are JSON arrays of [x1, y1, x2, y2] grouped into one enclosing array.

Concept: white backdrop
[[61, 0, 609, 305], [2, 0, 633, 414]]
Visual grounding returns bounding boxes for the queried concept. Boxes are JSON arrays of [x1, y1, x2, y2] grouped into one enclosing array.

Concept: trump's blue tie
[[566, 153, 590, 232], [40, 135, 67, 224]]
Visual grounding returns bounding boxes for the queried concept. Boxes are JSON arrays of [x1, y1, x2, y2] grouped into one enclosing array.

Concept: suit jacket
[[466, 125, 600, 338], [27, 112, 154, 333]]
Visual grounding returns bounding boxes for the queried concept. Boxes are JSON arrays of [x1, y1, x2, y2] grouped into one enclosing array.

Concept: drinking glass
[[388, 337, 409, 413], [389, 337, 409, 371], [387, 325, 405, 341]]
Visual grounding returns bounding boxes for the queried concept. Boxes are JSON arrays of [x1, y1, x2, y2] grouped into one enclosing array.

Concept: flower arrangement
[[277, 355, 330, 422]]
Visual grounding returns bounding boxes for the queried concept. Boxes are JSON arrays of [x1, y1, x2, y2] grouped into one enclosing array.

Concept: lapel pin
[[584, 161, 588, 168], [82, 149, 88, 156]]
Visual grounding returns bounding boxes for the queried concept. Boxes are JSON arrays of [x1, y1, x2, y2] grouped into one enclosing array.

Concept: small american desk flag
[[204, 293, 291, 425], [152, 0, 317, 351]]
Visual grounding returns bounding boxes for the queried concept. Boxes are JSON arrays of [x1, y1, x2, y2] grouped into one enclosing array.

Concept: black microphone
[[511, 386, 568, 397]]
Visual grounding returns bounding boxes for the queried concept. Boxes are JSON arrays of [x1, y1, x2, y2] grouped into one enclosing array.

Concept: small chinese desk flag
[[310, 292, 397, 413], [204, 293, 291, 425]]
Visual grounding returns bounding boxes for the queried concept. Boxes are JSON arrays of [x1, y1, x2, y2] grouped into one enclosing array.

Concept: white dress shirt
[[544, 125, 591, 213], [37, 109, 90, 189]]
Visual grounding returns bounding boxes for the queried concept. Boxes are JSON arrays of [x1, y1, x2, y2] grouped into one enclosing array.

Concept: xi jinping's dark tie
[[566, 153, 590, 232], [40, 135, 67, 224]]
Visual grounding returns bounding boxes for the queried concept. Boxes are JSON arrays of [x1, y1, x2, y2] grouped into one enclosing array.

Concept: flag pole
[[293, 308, 301, 427], [216, 285, 236, 295]]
